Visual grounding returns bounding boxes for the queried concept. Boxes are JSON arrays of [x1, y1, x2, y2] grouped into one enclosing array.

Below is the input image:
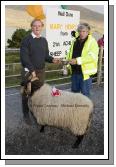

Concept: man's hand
[[31, 71, 36, 78], [69, 58, 77, 65], [52, 58, 61, 64]]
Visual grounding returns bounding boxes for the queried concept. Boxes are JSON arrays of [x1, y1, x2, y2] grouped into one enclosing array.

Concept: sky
[[6, 5, 104, 14], [82, 5, 104, 14]]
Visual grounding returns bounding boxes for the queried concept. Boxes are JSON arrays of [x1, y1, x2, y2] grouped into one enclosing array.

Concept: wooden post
[[13, 63, 15, 73], [97, 47, 104, 86]]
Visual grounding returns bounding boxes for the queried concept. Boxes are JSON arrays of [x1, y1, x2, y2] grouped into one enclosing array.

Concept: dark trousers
[[21, 68, 45, 117], [71, 73, 92, 97], [22, 95, 29, 117]]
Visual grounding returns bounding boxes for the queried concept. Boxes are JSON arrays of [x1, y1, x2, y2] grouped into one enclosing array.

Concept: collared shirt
[[31, 32, 41, 38]]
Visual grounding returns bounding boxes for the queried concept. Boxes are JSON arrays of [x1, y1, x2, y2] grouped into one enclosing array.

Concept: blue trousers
[[71, 73, 92, 97]]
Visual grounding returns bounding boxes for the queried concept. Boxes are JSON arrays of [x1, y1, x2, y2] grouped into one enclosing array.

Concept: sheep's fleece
[[28, 84, 93, 136]]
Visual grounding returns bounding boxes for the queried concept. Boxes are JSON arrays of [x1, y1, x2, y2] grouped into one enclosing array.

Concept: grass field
[[5, 47, 103, 87], [5, 52, 71, 87]]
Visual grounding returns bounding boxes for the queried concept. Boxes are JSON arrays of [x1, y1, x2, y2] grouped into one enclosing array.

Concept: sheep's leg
[[72, 135, 84, 148], [40, 125, 45, 133]]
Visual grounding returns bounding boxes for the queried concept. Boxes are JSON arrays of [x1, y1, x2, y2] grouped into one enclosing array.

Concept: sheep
[[21, 74, 93, 148]]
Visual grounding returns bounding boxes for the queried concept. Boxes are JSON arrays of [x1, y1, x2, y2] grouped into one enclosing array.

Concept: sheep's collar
[[51, 87, 61, 96]]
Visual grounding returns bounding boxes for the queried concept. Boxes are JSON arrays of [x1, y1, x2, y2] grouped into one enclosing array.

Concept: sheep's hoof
[[40, 126, 45, 133], [72, 141, 81, 148], [72, 135, 84, 149]]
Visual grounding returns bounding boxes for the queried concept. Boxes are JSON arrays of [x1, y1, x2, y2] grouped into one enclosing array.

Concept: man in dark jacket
[[20, 19, 59, 123]]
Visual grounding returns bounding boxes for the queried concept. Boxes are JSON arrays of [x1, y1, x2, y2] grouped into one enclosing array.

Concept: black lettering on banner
[[50, 51, 62, 57], [60, 31, 68, 36], [53, 42, 60, 47], [65, 50, 68, 55], [63, 41, 71, 46], [58, 11, 65, 16], [66, 12, 73, 17]]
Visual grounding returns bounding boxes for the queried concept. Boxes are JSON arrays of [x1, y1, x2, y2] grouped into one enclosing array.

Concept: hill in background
[[5, 5, 104, 45], [6, 5, 103, 32]]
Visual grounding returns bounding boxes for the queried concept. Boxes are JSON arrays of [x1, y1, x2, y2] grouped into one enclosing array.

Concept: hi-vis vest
[[66, 33, 99, 80]]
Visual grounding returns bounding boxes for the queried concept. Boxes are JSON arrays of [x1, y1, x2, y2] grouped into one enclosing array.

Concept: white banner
[[46, 8, 80, 58]]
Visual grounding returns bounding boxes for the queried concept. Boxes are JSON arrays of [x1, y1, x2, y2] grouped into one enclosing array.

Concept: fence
[[97, 47, 104, 85], [5, 47, 104, 88]]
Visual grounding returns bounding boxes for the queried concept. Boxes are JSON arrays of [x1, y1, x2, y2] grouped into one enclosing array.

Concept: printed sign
[[46, 8, 80, 58]]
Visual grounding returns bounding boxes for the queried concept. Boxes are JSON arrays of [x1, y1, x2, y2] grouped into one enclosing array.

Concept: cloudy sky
[[82, 5, 104, 14]]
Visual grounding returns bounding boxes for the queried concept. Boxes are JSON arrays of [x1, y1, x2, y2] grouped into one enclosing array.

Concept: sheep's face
[[30, 78, 42, 96], [21, 75, 41, 97]]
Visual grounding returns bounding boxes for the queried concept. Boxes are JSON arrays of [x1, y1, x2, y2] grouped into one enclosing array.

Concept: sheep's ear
[[28, 74, 33, 80], [31, 77, 39, 82], [27, 82, 31, 95]]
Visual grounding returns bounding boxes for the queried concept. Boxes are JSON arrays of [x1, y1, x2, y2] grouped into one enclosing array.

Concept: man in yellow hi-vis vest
[[66, 23, 99, 97]]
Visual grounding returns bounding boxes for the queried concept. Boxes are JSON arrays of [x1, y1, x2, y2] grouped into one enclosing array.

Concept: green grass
[[5, 64, 22, 75], [5, 72, 71, 87], [5, 76, 21, 87], [46, 77, 71, 85], [5, 52, 102, 87], [5, 52, 20, 63], [5, 75, 71, 87], [5, 52, 70, 87]]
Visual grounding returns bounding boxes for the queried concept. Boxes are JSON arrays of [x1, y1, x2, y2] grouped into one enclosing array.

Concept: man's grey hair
[[77, 23, 91, 32], [30, 19, 44, 27]]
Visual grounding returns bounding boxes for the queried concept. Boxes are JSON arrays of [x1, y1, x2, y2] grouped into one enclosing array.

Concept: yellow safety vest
[[66, 34, 99, 80]]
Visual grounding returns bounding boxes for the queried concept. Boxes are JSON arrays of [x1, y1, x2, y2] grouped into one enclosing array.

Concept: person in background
[[97, 34, 104, 48], [20, 19, 60, 123], [66, 23, 99, 97]]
